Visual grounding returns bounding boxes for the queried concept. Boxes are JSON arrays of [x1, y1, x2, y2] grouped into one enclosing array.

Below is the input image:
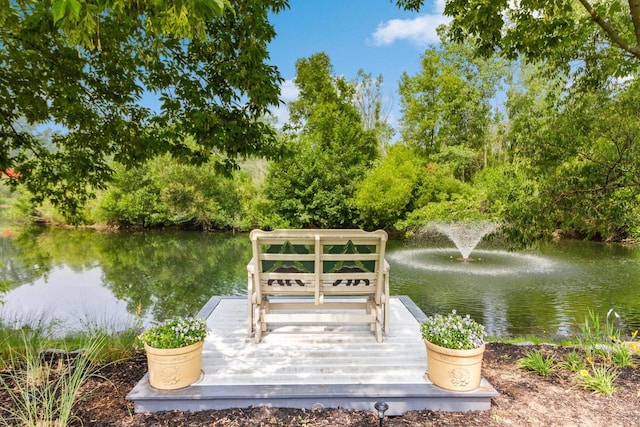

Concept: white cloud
[[371, 13, 451, 47], [269, 79, 299, 129], [280, 79, 299, 103]]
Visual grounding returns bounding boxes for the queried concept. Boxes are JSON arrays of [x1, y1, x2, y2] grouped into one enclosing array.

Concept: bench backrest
[[249, 229, 388, 304]]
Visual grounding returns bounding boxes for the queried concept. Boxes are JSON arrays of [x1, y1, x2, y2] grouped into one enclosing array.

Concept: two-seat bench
[[247, 229, 390, 343]]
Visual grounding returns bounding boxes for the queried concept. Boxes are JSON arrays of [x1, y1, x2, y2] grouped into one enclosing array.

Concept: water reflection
[[1, 226, 640, 338], [1, 227, 250, 333], [388, 239, 640, 337], [2, 265, 139, 333]]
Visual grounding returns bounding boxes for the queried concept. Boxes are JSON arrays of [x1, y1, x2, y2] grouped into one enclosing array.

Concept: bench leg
[[255, 304, 265, 343], [366, 297, 383, 342], [255, 324, 262, 343], [255, 300, 270, 343], [383, 276, 390, 333], [383, 300, 389, 334], [247, 271, 255, 338], [247, 299, 254, 337]]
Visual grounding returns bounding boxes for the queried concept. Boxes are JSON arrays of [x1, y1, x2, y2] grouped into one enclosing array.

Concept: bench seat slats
[[263, 312, 377, 324]]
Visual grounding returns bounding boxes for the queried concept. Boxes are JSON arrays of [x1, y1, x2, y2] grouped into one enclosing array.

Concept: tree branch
[[630, 0, 640, 46], [557, 181, 640, 202], [578, 0, 640, 59]]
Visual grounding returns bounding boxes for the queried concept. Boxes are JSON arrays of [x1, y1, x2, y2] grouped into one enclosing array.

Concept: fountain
[[387, 219, 555, 277], [429, 221, 500, 261]]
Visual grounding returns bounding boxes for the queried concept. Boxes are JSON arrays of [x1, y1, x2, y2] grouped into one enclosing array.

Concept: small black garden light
[[374, 401, 389, 427]]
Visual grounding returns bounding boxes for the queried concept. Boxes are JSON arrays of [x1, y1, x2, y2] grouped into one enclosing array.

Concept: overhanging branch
[[578, 0, 640, 59]]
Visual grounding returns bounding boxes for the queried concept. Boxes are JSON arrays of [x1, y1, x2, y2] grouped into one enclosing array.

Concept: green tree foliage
[[354, 144, 422, 228], [532, 86, 640, 240], [440, 0, 640, 83], [0, 0, 287, 220], [265, 53, 378, 228], [2, 0, 232, 50], [354, 36, 509, 233], [398, 36, 505, 180], [396, 161, 485, 231], [96, 154, 256, 230], [391, 0, 640, 242], [503, 59, 640, 241], [472, 164, 544, 244]]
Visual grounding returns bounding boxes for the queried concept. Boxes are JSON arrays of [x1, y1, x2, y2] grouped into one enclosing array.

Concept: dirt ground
[[4, 343, 639, 426]]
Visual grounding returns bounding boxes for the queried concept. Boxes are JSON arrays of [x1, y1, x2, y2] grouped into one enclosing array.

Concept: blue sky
[[267, 0, 449, 130]]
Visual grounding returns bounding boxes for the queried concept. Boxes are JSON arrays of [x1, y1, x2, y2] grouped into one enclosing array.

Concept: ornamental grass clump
[[420, 310, 486, 350], [139, 317, 209, 349]]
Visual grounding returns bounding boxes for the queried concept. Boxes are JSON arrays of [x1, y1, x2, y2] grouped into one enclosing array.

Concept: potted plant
[[139, 317, 209, 390], [420, 309, 487, 391]]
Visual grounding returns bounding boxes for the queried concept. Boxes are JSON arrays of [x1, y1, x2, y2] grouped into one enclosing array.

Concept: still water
[[1, 226, 639, 338]]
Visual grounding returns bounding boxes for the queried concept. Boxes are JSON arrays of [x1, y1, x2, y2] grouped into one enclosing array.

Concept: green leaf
[[52, 0, 81, 24], [68, 0, 81, 19], [52, 0, 67, 23]]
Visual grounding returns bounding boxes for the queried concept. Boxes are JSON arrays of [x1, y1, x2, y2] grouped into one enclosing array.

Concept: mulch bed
[[2, 343, 638, 426]]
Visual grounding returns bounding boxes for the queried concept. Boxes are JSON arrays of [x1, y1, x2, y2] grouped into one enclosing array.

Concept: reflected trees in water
[[2, 227, 251, 321]]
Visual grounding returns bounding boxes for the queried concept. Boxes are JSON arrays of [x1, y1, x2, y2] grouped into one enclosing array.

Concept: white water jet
[[429, 221, 500, 261]]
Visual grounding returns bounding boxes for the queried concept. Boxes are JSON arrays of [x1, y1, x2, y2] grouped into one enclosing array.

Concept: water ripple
[[388, 248, 556, 276]]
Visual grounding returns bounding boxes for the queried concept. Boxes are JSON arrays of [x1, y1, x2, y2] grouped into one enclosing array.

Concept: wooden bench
[[247, 229, 390, 343]]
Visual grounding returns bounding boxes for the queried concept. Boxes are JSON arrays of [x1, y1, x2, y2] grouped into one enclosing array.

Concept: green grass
[[611, 345, 636, 368], [517, 349, 556, 376], [0, 315, 140, 425], [575, 365, 619, 396], [0, 315, 139, 367], [488, 335, 578, 347], [0, 333, 107, 426], [559, 350, 585, 372]]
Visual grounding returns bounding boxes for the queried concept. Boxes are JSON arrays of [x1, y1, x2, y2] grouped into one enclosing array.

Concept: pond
[[1, 225, 639, 338]]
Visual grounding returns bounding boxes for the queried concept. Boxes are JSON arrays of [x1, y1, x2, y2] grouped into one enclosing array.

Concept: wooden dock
[[126, 296, 497, 416]]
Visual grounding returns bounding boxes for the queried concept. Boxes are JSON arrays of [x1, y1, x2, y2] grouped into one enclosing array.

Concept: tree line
[[2, 1, 639, 244]]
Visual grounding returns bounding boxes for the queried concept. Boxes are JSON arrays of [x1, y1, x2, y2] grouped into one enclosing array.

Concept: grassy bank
[[0, 319, 139, 426]]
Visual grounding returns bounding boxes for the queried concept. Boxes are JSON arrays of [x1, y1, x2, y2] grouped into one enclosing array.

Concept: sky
[[266, 0, 450, 130]]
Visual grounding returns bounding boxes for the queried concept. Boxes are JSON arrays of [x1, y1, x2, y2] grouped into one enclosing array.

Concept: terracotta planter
[[424, 339, 485, 391], [144, 341, 204, 390]]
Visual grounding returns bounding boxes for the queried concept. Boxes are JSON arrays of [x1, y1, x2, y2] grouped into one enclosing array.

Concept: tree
[[2, 0, 231, 50], [354, 143, 422, 228], [97, 153, 256, 230], [522, 82, 640, 240], [394, 0, 640, 89], [352, 70, 394, 155], [398, 37, 505, 180], [265, 53, 378, 228], [394, 1, 640, 83], [498, 57, 640, 241], [445, 0, 640, 60], [1, 0, 287, 220]]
